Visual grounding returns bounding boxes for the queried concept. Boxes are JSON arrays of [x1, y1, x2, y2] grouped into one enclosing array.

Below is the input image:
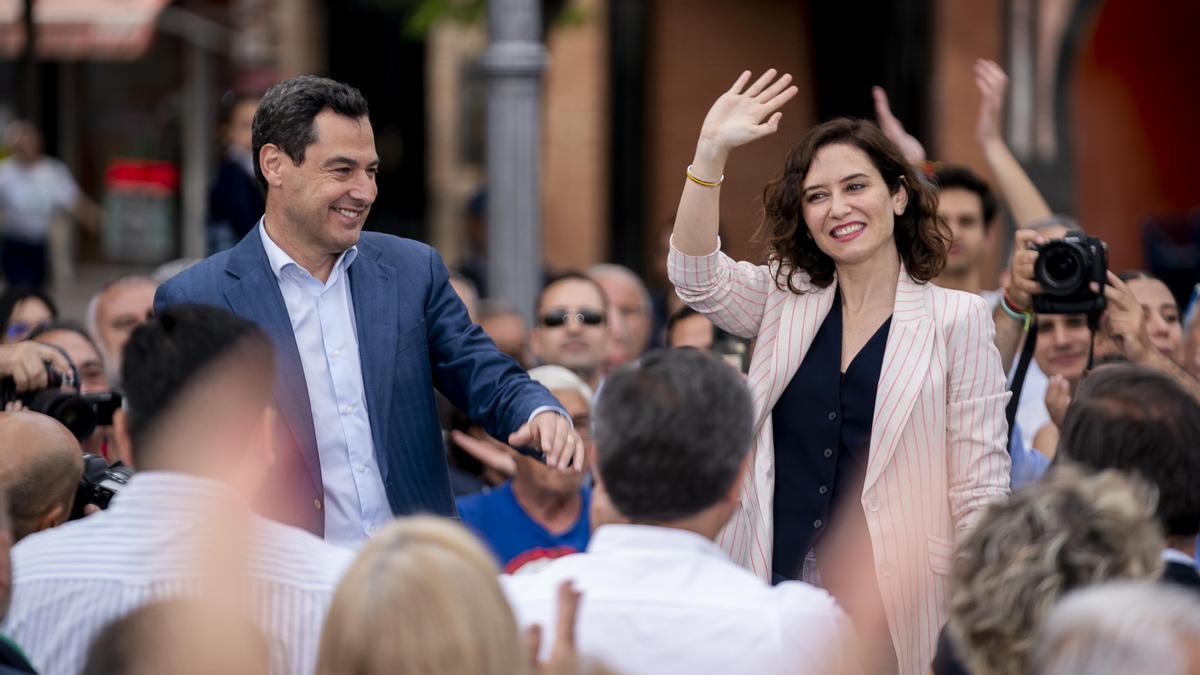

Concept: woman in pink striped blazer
[[668, 70, 1011, 674]]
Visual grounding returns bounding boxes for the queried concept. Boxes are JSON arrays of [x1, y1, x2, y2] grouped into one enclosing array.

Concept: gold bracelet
[[686, 164, 723, 188]]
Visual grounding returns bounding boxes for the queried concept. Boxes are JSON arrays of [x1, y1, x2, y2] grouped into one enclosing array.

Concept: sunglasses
[[540, 309, 605, 328]]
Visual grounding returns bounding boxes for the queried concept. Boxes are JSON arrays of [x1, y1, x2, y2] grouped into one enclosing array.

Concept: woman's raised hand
[[697, 69, 798, 159], [975, 59, 1009, 147]]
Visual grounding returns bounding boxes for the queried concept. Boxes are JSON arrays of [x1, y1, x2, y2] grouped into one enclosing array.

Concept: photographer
[[0, 412, 83, 542]]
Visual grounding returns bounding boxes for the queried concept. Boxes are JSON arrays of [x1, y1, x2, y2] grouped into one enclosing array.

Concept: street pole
[[481, 0, 547, 322]]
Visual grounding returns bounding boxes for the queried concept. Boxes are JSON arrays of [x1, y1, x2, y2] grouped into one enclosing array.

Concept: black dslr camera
[[70, 453, 134, 520], [1032, 231, 1108, 315], [0, 363, 122, 441]]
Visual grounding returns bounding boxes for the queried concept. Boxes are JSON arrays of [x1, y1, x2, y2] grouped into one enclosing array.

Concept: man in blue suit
[[155, 76, 583, 543]]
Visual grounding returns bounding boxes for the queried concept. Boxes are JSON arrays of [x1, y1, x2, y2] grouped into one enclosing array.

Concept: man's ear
[[259, 144, 286, 188], [35, 503, 66, 533], [111, 407, 135, 469]]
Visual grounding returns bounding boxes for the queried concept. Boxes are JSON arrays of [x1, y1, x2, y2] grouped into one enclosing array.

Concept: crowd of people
[[0, 58, 1196, 675]]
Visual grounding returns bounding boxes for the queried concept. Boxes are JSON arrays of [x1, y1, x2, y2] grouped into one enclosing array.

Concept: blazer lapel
[[223, 234, 323, 494], [864, 270, 934, 492], [347, 241, 399, 480]]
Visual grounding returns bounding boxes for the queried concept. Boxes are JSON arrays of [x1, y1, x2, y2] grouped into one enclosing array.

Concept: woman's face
[[1033, 314, 1092, 382], [4, 297, 53, 343], [1125, 277, 1182, 363], [800, 143, 907, 269]]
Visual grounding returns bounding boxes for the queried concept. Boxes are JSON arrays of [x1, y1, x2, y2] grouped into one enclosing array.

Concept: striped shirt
[[3, 472, 355, 675]]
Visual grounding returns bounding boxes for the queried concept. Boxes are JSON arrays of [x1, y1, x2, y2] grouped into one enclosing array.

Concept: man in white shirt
[[3, 305, 353, 675], [0, 120, 96, 289], [503, 349, 854, 675]]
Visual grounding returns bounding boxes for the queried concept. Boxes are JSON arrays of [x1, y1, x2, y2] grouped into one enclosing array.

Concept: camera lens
[[1036, 245, 1085, 294], [26, 389, 97, 440]]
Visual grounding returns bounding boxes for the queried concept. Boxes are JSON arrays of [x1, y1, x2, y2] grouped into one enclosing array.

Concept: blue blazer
[[154, 227, 559, 535]]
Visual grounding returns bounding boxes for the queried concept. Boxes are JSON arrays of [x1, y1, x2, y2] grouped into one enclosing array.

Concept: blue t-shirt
[[456, 482, 591, 574]]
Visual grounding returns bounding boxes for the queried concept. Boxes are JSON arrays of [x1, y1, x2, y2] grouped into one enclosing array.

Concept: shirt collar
[[586, 523, 726, 558], [108, 471, 244, 513], [258, 219, 358, 283], [1163, 547, 1198, 568]]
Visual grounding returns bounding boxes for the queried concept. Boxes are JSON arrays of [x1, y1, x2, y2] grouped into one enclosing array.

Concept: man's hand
[[1101, 271, 1153, 362], [450, 428, 517, 479], [528, 581, 583, 675], [872, 86, 926, 165], [508, 411, 586, 471], [975, 59, 1008, 148], [1004, 229, 1047, 310], [1045, 374, 1072, 428], [0, 342, 73, 392]]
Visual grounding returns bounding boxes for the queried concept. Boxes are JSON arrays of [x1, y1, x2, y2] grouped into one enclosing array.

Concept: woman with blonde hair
[[315, 517, 579, 675], [935, 466, 1164, 675]]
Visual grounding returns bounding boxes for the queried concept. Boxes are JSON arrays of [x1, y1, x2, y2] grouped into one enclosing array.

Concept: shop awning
[[0, 0, 171, 60]]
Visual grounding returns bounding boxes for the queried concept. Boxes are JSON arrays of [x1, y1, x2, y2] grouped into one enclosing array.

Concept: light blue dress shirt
[[260, 223, 393, 546]]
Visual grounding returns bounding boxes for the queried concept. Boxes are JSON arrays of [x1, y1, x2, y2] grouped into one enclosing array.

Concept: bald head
[[0, 412, 84, 541]]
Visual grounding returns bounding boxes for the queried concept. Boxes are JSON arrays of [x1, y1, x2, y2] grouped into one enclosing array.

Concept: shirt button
[[331, 348, 341, 358], [355, 463, 366, 473], [313, 498, 322, 511], [813, 519, 823, 529], [880, 561, 896, 577], [867, 498, 880, 512], [823, 448, 833, 458], [827, 411, 837, 421], [342, 404, 354, 414], [818, 485, 828, 495]]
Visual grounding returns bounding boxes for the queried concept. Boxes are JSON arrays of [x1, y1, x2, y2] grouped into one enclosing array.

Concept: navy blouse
[[771, 290, 892, 581]]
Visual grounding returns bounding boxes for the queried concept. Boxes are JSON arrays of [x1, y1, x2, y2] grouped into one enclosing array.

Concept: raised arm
[[872, 85, 927, 166], [975, 60, 1052, 228], [673, 69, 797, 255]]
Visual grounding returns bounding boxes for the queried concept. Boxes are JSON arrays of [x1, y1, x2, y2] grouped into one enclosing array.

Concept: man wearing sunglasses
[[532, 272, 612, 392]]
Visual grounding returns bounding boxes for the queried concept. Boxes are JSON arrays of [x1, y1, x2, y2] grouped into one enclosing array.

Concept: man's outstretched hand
[[508, 411, 586, 472]]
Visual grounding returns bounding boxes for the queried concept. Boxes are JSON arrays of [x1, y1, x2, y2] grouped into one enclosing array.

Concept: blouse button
[[813, 519, 823, 529], [818, 485, 828, 495], [827, 411, 837, 421], [823, 448, 833, 458]]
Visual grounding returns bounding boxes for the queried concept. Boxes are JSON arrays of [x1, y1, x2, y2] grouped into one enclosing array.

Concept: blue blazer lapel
[[223, 233, 323, 493], [348, 240, 399, 480]]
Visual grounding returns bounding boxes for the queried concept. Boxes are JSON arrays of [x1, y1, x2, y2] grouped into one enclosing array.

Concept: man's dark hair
[[534, 271, 609, 316], [592, 349, 754, 521], [0, 285, 57, 337], [665, 306, 702, 347], [932, 165, 998, 227], [121, 305, 272, 452], [1057, 363, 1200, 537], [251, 75, 370, 189]]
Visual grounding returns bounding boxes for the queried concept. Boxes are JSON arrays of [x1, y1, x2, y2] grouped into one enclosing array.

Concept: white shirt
[[3, 472, 354, 675], [502, 524, 854, 675], [985, 289, 1050, 448], [260, 222, 394, 545], [0, 156, 79, 242]]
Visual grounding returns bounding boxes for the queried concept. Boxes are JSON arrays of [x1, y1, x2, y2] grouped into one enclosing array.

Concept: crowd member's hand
[[696, 69, 797, 159], [0, 341, 73, 392], [1101, 271, 1153, 362], [975, 59, 1008, 148], [450, 429, 517, 479], [1045, 374, 1072, 428], [1003, 229, 1047, 310], [509, 411, 586, 471], [529, 581, 583, 675], [871, 86, 926, 164]]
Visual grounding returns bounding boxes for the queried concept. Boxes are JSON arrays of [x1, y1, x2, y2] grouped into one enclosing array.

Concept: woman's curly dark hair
[[756, 118, 947, 293]]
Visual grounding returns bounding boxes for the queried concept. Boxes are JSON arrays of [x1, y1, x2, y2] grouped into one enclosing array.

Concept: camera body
[[1032, 232, 1108, 315], [712, 329, 752, 374], [0, 365, 121, 441], [70, 453, 134, 520]]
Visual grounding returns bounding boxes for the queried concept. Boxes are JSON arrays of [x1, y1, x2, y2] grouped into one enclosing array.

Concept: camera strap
[[1005, 320, 1039, 451]]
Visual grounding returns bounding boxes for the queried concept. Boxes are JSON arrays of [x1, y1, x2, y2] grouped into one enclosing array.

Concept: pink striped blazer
[[668, 241, 1011, 675]]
